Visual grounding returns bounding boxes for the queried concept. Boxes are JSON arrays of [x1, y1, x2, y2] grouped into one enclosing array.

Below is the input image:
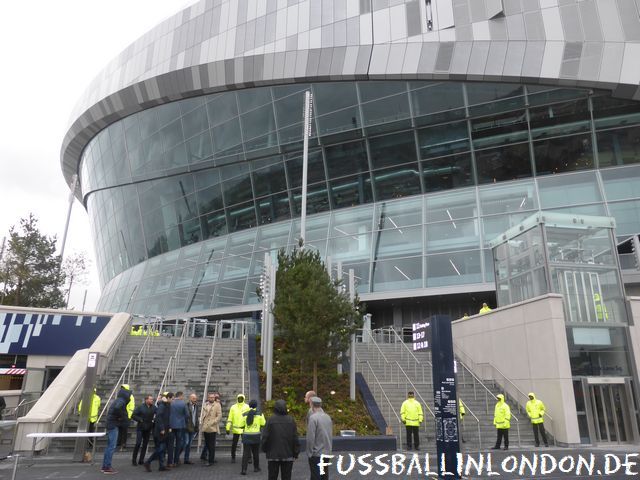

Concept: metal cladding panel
[[62, 0, 640, 191]]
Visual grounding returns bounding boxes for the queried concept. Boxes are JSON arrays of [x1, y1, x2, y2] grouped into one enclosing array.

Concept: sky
[[0, 0, 195, 311]]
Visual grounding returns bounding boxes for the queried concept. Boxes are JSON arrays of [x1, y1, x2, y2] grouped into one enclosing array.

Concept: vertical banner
[[430, 315, 460, 479]]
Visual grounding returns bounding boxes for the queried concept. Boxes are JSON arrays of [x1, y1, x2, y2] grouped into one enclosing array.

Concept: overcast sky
[[0, 1, 194, 311]]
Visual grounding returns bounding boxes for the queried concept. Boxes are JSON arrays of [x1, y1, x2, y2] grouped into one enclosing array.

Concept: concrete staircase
[[49, 334, 250, 453], [355, 341, 540, 452]]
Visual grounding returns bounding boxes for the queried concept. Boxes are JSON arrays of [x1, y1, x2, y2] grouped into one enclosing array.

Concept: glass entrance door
[[586, 381, 633, 443]]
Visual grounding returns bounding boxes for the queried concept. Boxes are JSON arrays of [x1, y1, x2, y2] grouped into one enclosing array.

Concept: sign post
[[74, 351, 100, 461], [430, 315, 460, 479]]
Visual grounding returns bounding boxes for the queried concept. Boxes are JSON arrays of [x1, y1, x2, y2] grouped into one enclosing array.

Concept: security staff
[[458, 399, 466, 443], [526, 392, 549, 447], [118, 384, 135, 450], [492, 394, 511, 450], [78, 388, 101, 433], [400, 391, 423, 451], [479, 303, 492, 315], [226, 393, 250, 463], [593, 293, 609, 321]]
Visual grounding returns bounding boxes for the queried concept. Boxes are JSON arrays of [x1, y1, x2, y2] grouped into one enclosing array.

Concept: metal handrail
[[197, 322, 220, 451], [356, 353, 404, 449], [103, 315, 134, 375], [459, 399, 482, 449], [393, 362, 435, 419], [377, 326, 432, 382], [173, 318, 189, 371], [362, 329, 392, 376], [156, 356, 175, 402]]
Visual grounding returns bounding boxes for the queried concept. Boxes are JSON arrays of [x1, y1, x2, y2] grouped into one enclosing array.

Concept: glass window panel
[[226, 200, 257, 232], [179, 96, 204, 114], [361, 94, 411, 129], [373, 226, 422, 259], [358, 81, 407, 102], [369, 131, 417, 169], [529, 99, 590, 140], [418, 121, 470, 159], [601, 166, 640, 201], [286, 149, 325, 187], [537, 171, 602, 208], [471, 110, 529, 149], [165, 289, 190, 314], [206, 93, 239, 126], [256, 222, 292, 252], [372, 164, 421, 201], [332, 205, 374, 234], [372, 256, 422, 292], [138, 109, 161, 139], [479, 180, 538, 215], [178, 242, 203, 266], [156, 102, 181, 128], [534, 134, 594, 175], [313, 82, 358, 115], [475, 143, 532, 184], [257, 192, 291, 225], [426, 250, 483, 287], [221, 254, 252, 280], [549, 204, 606, 216], [374, 198, 422, 229], [222, 171, 253, 206], [324, 141, 368, 179], [240, 104, 277, 141], [422, 154, 474, 192], [608, 200, 640, 236], [182, 105, 208, 140], [292, 214, 329, 255], [328, 232, 371, 262], [426, 218, 480, 253], [467, 83, 524, 105], [173, 267, 197, 290], [201, 210, 228, 239], [341, 261, 370, 294], [526, 87, 589, 107], [291, 184, 330, 216], [409, 82, 465, 119], [140, 133, 163, 174], [329, 173, 374, 209], [211, 118, 243, 156], [275, 90, 307, 128], [237, 87, 272, 113], [164, 143, 187, 169], [426, 188, 477, 222], [316, 107, 361, 137], [186, 283, 215, 312], [272, 83, 309, 100], [186, 131, 213, 164], [214, 279, 247, 308], [252, 159, 287, 197], [591, 94, 640, 120], [146, 230, 169, 258], [597, 126, 640, 168]]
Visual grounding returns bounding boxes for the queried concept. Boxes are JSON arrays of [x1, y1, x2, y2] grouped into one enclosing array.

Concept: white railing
[[197, 322, 220, 451]]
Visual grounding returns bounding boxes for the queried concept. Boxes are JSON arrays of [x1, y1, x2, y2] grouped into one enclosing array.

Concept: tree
[[62, 251, 91, 308], [271, 246, 362, 392], [0, 214, 65, 308]]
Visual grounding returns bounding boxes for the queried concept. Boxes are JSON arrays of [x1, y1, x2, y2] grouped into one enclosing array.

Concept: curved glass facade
[[80, 81, 640, 315]]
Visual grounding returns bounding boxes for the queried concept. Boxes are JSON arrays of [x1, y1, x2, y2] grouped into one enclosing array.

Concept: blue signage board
[[0, 312, 111, 355]]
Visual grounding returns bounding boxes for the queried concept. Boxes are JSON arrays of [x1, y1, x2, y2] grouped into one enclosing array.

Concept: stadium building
[[62, 0, 640, 444]]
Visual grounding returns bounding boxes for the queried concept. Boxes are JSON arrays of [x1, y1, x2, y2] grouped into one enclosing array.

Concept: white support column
[[349, 269, 356, 401]]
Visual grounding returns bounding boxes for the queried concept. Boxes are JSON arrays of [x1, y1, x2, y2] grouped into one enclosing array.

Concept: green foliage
[[272, 246, 363, 389], [0, 214, 65, 308]]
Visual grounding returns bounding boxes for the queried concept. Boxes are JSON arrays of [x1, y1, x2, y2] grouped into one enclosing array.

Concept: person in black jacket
[[144, 393, 171, 472], [261, 400, 300, 480], [101, 387, 131, 474], [132, 395, 156, 466]]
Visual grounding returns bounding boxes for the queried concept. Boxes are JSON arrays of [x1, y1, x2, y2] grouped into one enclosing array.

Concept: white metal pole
[[266, 261, 276, 401], [300, 90, 313, 246], [0, 236, 6, 264], [349, 269, 356, 401], [60, 174, 78, 260]]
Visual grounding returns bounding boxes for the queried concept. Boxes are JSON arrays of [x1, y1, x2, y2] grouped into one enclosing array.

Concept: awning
[[0, 368, 26, 375]]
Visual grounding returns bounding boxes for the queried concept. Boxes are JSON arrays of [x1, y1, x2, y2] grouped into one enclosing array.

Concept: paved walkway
[[0, 447, 637, 479]]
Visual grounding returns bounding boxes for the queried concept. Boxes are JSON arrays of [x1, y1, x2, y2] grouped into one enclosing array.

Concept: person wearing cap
[[304, 390, 316, 425], [526, 392, 549, 447], [226, 393, 250, 463], [492, 393, 511, 450], [201, 392, 222, 465], [144, 392, 171, 472], [101, 385, 131, 474], [240, 399, 266, 475], [479, 302, 492, 315], [117, 384, 134, 451], [307, 396, 332, 480], [400, 391, 423, 451], [262, 399, 299, 480]]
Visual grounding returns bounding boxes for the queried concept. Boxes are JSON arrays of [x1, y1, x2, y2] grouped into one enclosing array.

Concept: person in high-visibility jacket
[[492, 394, 511, 450], [400, 391, 423, 450], [479, 303, 492, 315], [240, 399, 265, 474], [118, 384, 135, 450], [78, 388, 101, 432], [526, 392, 549, 447], [458, 399, 466, 443], [593, 293, 609, 321], [226, 393, 250, 463]]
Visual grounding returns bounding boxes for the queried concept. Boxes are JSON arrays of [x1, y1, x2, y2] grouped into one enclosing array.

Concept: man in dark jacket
[[261, 400, 299, 480], [101, 388, 131, 474], [132, 395, 156, 466], [184, 393, 200, 464], [144, 392, 171, 472], [168, 391, 189, 466]]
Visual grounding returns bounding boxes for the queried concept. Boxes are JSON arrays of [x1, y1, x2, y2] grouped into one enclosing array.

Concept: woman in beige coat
[[200, 392, 222, 465]]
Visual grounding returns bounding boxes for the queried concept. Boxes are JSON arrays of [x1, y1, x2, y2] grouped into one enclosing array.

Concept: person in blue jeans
[[184, 393, 200, 464], [168, 391, 189, 466], [102, 387, 131, 474]]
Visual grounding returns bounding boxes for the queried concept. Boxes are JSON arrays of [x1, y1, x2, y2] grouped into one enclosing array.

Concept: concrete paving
[[0, 446, 638, 479]]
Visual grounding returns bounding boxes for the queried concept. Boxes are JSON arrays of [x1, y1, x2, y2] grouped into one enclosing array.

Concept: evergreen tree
[[0, 214, 65, 308], [271, 246, 362, 392]]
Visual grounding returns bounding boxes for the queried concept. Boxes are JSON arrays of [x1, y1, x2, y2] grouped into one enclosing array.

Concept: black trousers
[[241, 443, 260, 472], [117, 425, 128, 447], [532, 423, 548, 446], [309, 456, 329, 480], [268, 460, 293, 480], [495, 428, 509, 448], [202, 432, 217, 464], [405, 425, 420, 449], [231, 433, 241, 460], [132, 429, 151, 464]]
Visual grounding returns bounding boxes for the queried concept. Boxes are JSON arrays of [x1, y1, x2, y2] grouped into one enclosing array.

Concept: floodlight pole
[[349, 269, 356, 401], [60, 174, 78, 260], [300, 90, 313, 246]]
